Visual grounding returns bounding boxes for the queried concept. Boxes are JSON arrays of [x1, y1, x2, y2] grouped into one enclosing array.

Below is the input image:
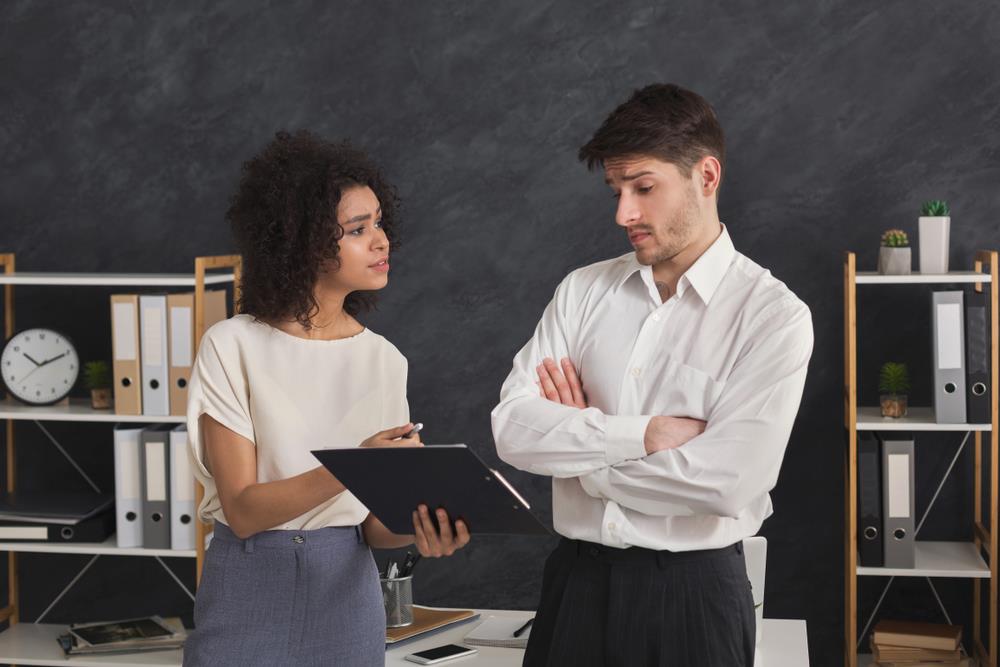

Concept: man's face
[[604, 156, 704, 266]]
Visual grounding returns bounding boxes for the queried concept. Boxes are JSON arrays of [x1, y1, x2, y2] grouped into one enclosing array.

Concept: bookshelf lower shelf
[[0, 535, 196, 558], [0, 623, 182, 666], [857, 541, 989, 578]]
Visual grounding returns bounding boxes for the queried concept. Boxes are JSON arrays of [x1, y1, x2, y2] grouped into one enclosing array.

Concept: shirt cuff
[[604, 415, 650, 465]]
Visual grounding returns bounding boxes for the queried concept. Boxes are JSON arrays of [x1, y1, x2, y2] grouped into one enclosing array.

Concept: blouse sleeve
[[186, 325, 255, 445]]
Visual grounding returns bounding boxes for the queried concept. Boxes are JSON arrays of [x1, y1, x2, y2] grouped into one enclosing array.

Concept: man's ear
[[697, 156, 722, 197]]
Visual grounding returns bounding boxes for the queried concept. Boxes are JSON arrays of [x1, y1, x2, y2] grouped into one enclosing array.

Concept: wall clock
[[1, 328, 79, 406]]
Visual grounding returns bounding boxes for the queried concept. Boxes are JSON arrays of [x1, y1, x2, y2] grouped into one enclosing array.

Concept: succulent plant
[[82, 360, 112, 390], [880, 229, 909, 247], [921, 200, 950, 217], [879, 362, 911, 395]]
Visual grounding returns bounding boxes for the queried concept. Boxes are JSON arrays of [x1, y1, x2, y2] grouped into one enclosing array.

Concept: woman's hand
[[412, 505, 471, 557], [361, 424, 422, 448]]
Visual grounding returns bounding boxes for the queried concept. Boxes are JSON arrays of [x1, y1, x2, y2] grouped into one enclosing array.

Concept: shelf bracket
[[35, 554, 99, 623], [915, 432, 970, 537], [31, 420, 101, 494]]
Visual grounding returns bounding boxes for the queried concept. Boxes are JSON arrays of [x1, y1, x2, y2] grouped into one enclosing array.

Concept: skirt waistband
[[212, 521, 363, 553]]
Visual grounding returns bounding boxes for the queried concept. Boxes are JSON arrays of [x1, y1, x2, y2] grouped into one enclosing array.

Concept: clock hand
[[39, 352, 67, 367], [23, 353, 42, 366], [16, 365, 43, 385]]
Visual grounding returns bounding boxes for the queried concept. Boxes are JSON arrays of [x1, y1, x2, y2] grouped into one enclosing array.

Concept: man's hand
[[644, 415, 707, 455], [536, 357, 587, 408], [412, 505, 471, 557]]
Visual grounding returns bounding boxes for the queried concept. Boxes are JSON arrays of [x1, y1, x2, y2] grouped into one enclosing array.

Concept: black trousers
[[523, 538, 756, 667]]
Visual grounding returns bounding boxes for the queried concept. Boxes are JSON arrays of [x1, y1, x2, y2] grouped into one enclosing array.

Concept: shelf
[[856, 271, 992, 284], [0, 622, 182, 666], [0, 535, 196, 558], [0, 272, 234, 287], [0, 398, 184, 423], [857, 541, 990, 578], [856, 406, 991, 431]]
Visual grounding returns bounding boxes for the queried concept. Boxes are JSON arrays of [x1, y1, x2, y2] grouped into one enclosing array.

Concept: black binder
[[858, 432, 884, 567], [311, 445, 550, 536], [0, 491, 115, 542], [965, 289, 991, 425]]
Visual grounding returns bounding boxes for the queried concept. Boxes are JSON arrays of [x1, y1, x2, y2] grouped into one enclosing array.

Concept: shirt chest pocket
[[636, 357, 726, 421]]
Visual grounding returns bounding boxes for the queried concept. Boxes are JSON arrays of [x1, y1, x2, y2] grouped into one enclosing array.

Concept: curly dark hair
[[227, 130, 401, 327]]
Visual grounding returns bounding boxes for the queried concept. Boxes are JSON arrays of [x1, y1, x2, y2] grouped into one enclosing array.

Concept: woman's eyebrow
[[344, 207, 382, 225]]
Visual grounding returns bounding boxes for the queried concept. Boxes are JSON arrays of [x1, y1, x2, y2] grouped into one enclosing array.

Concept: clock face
[[1, 328, 79, 405]]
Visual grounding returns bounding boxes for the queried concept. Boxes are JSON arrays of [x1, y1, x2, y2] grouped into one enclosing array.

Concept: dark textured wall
[[2, 2, 999, 665]]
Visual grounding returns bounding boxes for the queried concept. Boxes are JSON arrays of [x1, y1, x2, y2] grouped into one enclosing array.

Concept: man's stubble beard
[[636, 187, 702, 266]]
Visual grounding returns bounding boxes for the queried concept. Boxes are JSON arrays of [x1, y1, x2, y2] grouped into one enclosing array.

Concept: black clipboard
[[311, 445, 550, 536]]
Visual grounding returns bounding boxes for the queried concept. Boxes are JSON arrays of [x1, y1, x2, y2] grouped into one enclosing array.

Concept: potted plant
[[83, 360, 113, 409], [918, 199, 950, 274], [878, 229, 911, 275], [879, 362, 910, 418]]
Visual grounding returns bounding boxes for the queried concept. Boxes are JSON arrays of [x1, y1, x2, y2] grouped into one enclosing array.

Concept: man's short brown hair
[[578, 83, 725, 179]]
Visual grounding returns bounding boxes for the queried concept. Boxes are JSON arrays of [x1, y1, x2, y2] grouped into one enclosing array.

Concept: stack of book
[[56, 616, 185, 656], [870, 619, 971, 666]]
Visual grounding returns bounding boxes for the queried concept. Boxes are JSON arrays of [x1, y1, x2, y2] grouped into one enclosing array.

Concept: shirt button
[[631, 368, 641, 377], [608, 522, 617, 532], [652, 313, 661, 322], [292, 535, 304, 544]]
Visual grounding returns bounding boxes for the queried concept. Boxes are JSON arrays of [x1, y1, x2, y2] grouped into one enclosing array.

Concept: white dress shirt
[[491, 224, 813, 551], [187, 314, 410, 530]]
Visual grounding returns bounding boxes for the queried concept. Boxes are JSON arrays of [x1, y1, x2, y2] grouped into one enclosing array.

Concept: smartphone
[[404, 643, 478, 664]]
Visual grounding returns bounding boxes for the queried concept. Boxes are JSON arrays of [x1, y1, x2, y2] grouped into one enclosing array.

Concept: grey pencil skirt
[[183, 522, 385, 667]]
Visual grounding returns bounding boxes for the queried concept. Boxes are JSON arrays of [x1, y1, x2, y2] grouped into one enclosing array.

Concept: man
[[491, 83, 813, 666]]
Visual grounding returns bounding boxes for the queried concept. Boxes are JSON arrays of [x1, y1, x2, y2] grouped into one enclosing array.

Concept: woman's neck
[[269, 288, 364, 341]]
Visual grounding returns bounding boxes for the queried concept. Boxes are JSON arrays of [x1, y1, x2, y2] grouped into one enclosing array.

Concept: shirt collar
[[613, 223, 736, 306]]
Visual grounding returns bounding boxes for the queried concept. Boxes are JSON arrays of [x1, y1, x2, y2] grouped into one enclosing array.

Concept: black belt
[[560, 537, 742, 567]]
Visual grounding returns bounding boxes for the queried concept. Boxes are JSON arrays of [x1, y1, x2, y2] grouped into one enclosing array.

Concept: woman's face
[[321, 185, 390, 293]]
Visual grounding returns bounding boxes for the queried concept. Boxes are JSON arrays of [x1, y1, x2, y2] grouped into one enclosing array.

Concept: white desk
[[385, 610, 809, 666]]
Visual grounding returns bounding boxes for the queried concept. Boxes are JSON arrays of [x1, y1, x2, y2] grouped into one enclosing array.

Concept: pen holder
[[380, 574, 414, 628]]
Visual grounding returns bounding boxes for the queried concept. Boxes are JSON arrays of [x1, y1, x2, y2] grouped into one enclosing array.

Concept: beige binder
[[111, 294, 142, 415], [204, 289, 228, 332], [167, 294, 194, 417], [168, 290, 227, 416]]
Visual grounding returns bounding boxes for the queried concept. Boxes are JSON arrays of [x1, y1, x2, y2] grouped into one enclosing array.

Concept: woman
[[183, 130, 470, 666]]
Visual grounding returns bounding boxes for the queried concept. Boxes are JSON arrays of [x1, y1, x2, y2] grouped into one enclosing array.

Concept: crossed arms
[[491, 286, 813, 520]]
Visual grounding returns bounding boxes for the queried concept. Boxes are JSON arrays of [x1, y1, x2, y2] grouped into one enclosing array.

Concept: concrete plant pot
[[878, 247, 911, 275]]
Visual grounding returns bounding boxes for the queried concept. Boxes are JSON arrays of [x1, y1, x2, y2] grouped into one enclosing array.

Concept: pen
[[395, 422, 423, 440], [513, 617, 533, 638], [402, 553, 421, 577]]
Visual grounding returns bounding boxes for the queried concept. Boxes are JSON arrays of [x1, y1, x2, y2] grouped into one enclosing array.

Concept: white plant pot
[[878, 247, 911, 275], [918, 216, 951, 274]]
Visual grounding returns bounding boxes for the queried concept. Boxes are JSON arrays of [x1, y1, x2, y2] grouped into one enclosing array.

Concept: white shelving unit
[[0, 273, 234, 287], [844, 251, 1000, 667], [0, 535, 196, 559], [0, 398, 185, 424], [0, 253, 241, 665], [0, 622, 183, 666], [856, 541, 990, 578], [856, 406, 991, 432]]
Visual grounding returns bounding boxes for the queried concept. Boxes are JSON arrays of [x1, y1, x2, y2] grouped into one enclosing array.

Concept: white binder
[[169, 425, 195, 551], [113, 424, 144, 548], [140, 294, 170, 416], [932, 291, 967, 424]]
